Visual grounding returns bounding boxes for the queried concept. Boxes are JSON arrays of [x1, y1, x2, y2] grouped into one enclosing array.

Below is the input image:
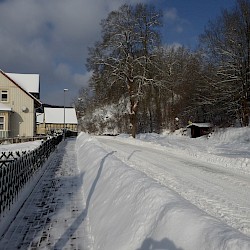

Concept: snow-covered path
[[97, 135, 250, 237], [0, 138, 92, 250]]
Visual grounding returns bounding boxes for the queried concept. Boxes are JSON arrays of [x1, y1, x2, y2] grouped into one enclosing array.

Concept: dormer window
[[1, 90, 8, 102]]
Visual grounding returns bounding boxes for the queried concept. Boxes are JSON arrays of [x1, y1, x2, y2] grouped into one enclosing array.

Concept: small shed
[[187, 123, 212, 138]]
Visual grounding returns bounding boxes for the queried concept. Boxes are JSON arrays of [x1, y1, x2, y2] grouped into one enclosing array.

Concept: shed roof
[[187, 123, 212, 128], [6, 72, 40, 94], [44, 107, 78, 124]]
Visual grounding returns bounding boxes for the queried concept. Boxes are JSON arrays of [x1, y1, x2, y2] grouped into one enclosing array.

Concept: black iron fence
[[0, 151, 29, 167], [0, 135, 62, 216]]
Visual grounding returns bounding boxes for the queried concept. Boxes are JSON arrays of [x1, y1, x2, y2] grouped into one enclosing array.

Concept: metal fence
[[0, 151, 29, 167], [0, 135, 62, 216]]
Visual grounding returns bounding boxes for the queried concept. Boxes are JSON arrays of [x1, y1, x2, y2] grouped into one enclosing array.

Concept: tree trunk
[[242, 97, 249, 126], [130, 112, 137, 138], [129, 96, 139, 138]]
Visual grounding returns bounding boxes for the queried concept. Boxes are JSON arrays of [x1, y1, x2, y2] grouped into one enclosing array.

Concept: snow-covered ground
[[0, 140, 43, 153], [1, 127, 250, 249], [76, 127, 250, 249], [136, 127, 250, 174]]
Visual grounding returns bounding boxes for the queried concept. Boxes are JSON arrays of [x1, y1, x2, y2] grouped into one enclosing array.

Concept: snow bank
[[135, 127, 250, 174], [76, 133, 250, 250]]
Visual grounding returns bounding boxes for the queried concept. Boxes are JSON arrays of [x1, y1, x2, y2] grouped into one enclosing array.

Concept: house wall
[[36, 123, 46, 135], [36, 123, 77, 135], [0, 74, 35, 137], [45, 123, 77, 134]]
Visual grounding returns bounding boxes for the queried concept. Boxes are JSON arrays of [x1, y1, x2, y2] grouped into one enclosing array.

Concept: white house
[[0, 70, 41, 138]]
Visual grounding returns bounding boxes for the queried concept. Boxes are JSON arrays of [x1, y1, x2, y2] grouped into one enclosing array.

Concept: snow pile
[[135, 127, 250, 174], [76, 132, 250, 250], [209, 127, 250, 144]]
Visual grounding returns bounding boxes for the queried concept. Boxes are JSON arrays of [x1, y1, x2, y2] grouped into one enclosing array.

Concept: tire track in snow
[[97, 136, 250, 236]]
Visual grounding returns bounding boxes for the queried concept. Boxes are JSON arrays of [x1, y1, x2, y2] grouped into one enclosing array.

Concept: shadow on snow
[[137, 237, 183, 250], [53, 150, 116, 249]]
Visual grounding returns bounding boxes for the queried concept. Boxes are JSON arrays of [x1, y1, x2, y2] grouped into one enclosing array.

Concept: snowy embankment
[[76, 132, 250, 250], [136, 127, 250, 174]]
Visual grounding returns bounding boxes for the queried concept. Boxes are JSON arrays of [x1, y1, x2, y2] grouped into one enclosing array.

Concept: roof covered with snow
[[187, 122, 212, 128], [6, 73, 40, 94], [44, 107, 78, 124], [0, 70, 41, 106]]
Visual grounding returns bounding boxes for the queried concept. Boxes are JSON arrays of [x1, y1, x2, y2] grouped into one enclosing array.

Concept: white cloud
[[54, 63, 71, 82], [176, 25, 184, 33], [163, 7, 189, 34], [164, 8, 178, 21], [73, 71, 93, 88], [0, 0, 150, 105]]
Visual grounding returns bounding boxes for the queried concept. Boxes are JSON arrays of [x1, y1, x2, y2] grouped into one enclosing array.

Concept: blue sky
[[0, 0, 236, 106], [160, 0, 235, 48]]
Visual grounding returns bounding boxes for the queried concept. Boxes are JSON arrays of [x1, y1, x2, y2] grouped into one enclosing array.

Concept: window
[[1, 90, 8, 102], [0, 116, 4, 130]]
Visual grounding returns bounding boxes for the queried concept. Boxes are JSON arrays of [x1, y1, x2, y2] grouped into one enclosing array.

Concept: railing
[[0, 135, 62, 216], [0, 130, 9, 139]]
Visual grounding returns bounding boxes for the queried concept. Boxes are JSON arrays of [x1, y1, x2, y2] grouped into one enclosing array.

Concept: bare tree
[[200, 0, 250, 126], [151, 46, 206, 129], [86, 4, 162, 137]]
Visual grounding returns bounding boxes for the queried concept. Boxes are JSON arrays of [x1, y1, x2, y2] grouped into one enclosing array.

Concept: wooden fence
[[0, 135, 62, 216]]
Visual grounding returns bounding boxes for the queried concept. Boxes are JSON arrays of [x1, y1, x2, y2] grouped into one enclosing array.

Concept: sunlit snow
[[1, 127, 250, 249]]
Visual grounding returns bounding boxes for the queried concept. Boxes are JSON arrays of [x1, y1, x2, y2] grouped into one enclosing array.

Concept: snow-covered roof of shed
[[187, 123, 212, 128], [44, 107, 78, 124], [6, 73, 39, 94], [0, 103, 12, 111]]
